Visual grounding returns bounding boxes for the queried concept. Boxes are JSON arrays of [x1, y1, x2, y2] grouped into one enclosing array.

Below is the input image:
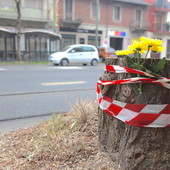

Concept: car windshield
[[60, 45, 72, 52], [107, 48, 115, 52]]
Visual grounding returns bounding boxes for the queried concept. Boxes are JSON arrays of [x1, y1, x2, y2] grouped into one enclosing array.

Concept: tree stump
[[98, 58, 170, 170]]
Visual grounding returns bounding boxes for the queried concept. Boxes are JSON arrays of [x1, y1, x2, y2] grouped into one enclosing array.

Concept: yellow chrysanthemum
[[138, 50, 146, 54], [128, 40, 147, 51], [115, 49, 134, 56], [140, 36, 163, 47], [150, 46, 164, 53], [116, 36, 164, 58]]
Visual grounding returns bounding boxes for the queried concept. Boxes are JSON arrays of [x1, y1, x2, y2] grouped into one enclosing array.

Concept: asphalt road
[[0, 63, 105, 134]]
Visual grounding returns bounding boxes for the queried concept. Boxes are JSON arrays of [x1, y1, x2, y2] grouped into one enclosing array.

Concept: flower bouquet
[[115, 37, 167, 93]]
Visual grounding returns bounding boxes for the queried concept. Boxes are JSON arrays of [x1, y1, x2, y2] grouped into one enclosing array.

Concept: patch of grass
[[70, 99, 98, 125], [0, 100, 116, 169]]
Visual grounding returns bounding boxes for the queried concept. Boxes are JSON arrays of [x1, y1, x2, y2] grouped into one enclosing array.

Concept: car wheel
[[53, 63, 59, 66], [60, 59, 69, 66], [91, 59, 98, 66]]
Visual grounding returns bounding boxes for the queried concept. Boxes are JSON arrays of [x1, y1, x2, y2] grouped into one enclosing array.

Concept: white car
[[49, 44, 99, 66]]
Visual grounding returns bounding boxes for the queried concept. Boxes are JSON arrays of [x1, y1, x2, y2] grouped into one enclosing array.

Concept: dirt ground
[[0, 101, 117, 170]]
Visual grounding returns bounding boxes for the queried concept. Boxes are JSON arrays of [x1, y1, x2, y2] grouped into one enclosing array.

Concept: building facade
[[0, 0, 61, 61], [145, 0, 170, 59], [1, 0, 170, 61], [58, 0, 150, 49], [58, 0, 170, 59]]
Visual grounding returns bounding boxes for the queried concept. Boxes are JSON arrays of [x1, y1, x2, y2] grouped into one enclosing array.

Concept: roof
[[0, 27, 16, 34], [69, 44, 96, 47], [22, 29, 61, 39], [109, 0, 150, 6]]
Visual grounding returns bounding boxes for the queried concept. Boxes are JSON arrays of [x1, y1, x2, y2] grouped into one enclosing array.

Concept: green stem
[[136, 52, 142, 93], [142, 47, 150, 64], [138, 83, 142, 94], [137, 52, 141, 65], [150, 52, 154, 65], [135, 84, 142, 94]]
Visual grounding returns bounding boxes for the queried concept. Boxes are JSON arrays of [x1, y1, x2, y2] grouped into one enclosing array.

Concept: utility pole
[[95, 0, 99, 48]]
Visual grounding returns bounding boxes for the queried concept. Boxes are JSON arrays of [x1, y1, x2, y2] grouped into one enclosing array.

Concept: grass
[[0, 100, 116, 170]]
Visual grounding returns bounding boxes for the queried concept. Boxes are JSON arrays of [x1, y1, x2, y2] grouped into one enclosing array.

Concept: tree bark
[[15, 0, 21, 61], [98, 58, 170, 170]]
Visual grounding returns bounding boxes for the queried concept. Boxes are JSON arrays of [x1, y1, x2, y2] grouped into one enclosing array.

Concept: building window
[[0, 36, 5, 51], [6, 37, 14, 51], [24, 0, 43, 9], [61, 34, 76, 48], [135, 9, 142, 27], [88, 36, 100, 46], [155, 13, 164, 31], [65, 0, 73, 20], [30, 37, 35, 51], [50, 39, 60, 53], [91, 1, 100, 20], [0, 0, 14, 10], [41, 37, 48, 52], [113, 6, 121, 22], [0, 33, 15, 61]]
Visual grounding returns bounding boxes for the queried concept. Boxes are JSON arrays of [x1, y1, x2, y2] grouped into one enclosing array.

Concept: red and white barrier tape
[[97, 65, 170, 127]]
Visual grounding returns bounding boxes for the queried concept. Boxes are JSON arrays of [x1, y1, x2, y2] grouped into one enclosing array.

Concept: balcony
[[154, 0, 170, 12], [60, 12, 83, 28], [0, 8, 49, 22], [129, 20, 150, 33], [153, 23, 170, 33]]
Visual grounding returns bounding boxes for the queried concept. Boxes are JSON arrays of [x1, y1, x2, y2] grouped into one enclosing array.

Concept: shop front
[[59, 27, 102, 48], [22, 30, 61, 61], [108, 30, 127, 50], [0, 28, 61, 61], [0, 28, 16, 61]]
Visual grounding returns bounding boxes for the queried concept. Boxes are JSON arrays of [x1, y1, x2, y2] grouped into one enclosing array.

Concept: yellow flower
[[138, 50, 146, 54], [140, 36, 163, 48], [128, 40, 147, 52], [115, 49, 134, 56], [150, 46, 164, 53], [115, 36, 164, 57]]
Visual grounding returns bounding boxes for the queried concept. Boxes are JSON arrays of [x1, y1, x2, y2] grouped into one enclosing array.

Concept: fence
[[0, 51, 51, 61]]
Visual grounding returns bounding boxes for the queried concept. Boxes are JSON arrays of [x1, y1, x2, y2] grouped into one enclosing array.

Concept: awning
[[22, 29, 61, 39], [0, 27, 16, 34]]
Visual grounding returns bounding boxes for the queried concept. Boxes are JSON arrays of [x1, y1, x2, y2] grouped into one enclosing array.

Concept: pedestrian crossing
[[52, 66, 83, 70], [41, 81, 86, 86], [0, 68, 7, 71]]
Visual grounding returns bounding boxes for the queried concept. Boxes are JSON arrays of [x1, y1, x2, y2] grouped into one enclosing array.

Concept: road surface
[[0, 64, 105, 134]]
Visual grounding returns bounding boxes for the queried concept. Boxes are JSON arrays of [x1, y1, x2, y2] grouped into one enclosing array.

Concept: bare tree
[[15, 0, 21, 61]]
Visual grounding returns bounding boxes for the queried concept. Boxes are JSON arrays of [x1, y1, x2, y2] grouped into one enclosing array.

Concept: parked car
[[49, 44, 99, 66], [98, 46, 116, 62]]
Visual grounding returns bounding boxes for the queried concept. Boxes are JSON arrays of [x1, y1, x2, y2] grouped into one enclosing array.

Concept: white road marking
[[41, 81, 86, 86], [0, 68, 7, 71], [52, 66, 83, 70]]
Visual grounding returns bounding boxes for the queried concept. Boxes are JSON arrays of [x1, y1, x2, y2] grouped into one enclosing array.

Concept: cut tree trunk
[[98, 58, 170, 170]]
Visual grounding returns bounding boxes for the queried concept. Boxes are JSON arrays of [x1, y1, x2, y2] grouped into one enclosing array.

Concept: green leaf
[[132, 63, 145, 71], [125, 56, 134, 65], [144, 68, 161, 77], [154, 57, 167, 73], [148, 63, 156, 72]]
